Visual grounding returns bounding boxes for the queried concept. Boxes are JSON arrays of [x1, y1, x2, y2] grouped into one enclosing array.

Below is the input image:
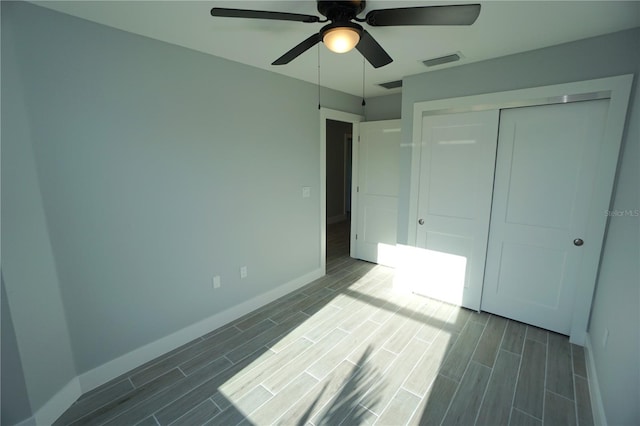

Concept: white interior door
[[400, 110, 499, 310], [353, 120, 401, 267], [481, 100, 610, 335]]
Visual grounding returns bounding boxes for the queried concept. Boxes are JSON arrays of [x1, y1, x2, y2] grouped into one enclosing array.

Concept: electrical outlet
[[602, 328, 609, 347], [213, 276, 221, 289], [240, 266, 248, 279]]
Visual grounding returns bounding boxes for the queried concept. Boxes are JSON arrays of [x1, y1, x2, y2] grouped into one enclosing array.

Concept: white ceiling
[[32, 1, 640, 97]]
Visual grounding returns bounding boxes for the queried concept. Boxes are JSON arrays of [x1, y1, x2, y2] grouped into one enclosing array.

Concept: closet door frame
[[406, 75, 633, 344]]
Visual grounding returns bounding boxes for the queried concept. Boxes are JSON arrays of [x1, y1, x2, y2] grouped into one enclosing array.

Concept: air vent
[[378, 80, 403, 90], [422, 53, 461, 67]]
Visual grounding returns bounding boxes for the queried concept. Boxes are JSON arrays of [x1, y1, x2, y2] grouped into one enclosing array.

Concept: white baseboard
[[584, 334, 608, 426], [30, 377, 81, 426], [327, 214, 347, 225], [78, 268, 323, 394]]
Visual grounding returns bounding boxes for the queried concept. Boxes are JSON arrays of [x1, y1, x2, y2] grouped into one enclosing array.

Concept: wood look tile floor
[[55, 221, 594, 426]]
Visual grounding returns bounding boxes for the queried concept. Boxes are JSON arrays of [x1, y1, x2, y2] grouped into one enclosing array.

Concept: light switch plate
[[302, 186, 311, 198]]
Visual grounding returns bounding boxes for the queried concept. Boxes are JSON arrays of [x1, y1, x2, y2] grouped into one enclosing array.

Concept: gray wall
[[588, 59, 639, 426], [326, 119, 352, 221], [400, 28, 639, 425], [364, 93, 402, 121], [1, 2, 78, 415], [2, 0, 362, 412], [1, 275, 33, 426]]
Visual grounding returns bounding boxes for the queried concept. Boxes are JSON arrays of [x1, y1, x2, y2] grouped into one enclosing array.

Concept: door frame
[[407, 75, 633, 344], [319, 108, 362, 275]]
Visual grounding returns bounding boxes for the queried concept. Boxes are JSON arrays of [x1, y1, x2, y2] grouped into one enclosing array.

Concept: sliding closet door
[[481, 100, 610, 335], [407, 110, 499, 310]]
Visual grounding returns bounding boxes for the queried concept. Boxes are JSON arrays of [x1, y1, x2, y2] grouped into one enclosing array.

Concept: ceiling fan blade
[[365, 4, 481, 26], [211, 8, 320, 23], [356, 30, 393, 68], [272, 33, 322, 65]]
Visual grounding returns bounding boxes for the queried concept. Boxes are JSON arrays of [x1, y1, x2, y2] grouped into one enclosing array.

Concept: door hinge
[[355, 234, 358, 240], [358, 135, 361, 142], [357, 186, 359, 192]]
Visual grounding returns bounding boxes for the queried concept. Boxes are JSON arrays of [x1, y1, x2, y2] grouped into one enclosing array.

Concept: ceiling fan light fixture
[[322, 26, 361, 53]]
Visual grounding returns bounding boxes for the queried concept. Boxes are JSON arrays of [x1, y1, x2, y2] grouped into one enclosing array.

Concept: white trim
[[32, 377, 81, 426], [584, 334, 608, 426], [319, 108, 362, 270], [408, 75, 633, 342], [78, 268, 322, 394]]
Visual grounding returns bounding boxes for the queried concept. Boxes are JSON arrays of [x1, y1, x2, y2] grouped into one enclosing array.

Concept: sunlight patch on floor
[[394, 244, 468, 306]]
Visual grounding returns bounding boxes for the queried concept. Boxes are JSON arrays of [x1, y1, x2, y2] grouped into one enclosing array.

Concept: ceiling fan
[[210, 1, 481, 68]]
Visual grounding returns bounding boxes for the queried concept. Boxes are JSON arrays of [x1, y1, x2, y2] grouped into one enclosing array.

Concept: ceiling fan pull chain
[[361, 57, 366, 118], [317, 45, 321, 110]]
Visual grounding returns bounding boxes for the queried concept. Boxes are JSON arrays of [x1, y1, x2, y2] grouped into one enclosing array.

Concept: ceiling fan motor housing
[[317, 0, 366, 23]]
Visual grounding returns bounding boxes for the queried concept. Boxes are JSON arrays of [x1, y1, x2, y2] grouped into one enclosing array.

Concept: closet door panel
[[481, 100, 610, 334]]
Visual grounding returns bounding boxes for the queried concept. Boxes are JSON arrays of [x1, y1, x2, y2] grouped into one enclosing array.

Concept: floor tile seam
[[176, 366, 187, 377], [542, 332, 550, 422], [125, 340, 205, 388], [512, 407, 543, 422], [311, 320, 388, 376], [369, 313, 413, 356], [438, 316, 490, 425], [545, 388, 576, 403], [364, 336, 431, 416], [434, 315, 480, 382], [164, 398, 212, 426], [211, 350, 283, 403], [335, 349, 399, 425], [501, 346, 523, 357], [267, 330, 315, 354], [260, 314, 334, 352], [303, 360, 362, 425], [203, 324, 245, 340], [238, 384, 276, 424], [218, 345, 283, 389], [174, 325, 275, 375], [336, 279, 389, 308], [507, 329, 528, 426], [138, 355, 255, 425], [259, 373, 320, 425], [208, 396, 222, 413], [373, 383, 414, 423], [58, 387, 127, 426], [146, 379, 217, 425], [399, 385, 424, 400], [353, 405, 378, 426], [573, 371, 587, 379], [524, 327, 541, 346], [423, 330, 458, 378], [300, 311, 353, 343], [176, 350, 230, 376], [471, 318, 510, 426], [570, 338, 581, 425], [69, 371, 183, 426], [259, 331, 349, 394], [95, 383, 180, 426], [384, 303, 437, 355], [348, 295, 397, 325], [396, 338, 438, 397]]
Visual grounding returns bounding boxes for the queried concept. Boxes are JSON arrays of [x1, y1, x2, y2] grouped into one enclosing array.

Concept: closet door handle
[[573, 238, 584, 246], [418, 219, 425, 225]]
